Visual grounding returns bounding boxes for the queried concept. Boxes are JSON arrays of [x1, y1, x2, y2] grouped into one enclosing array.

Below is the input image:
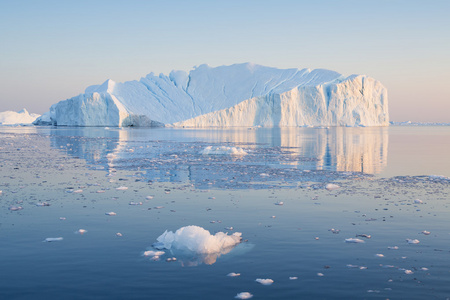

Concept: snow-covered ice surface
[[0, 109, 40, 125], [1, 126, 450, 300], [40, 63, 389, 127]]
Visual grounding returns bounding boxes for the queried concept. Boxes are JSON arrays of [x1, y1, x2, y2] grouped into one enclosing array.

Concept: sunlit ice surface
[[0, 126, 449, 299]]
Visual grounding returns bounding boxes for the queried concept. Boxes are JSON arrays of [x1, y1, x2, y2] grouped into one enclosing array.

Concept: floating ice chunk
[[289, 277, 298, 280], [166, 257, 177, 262], [420, 267, 429, 271], [345, 238, 365, 243], [145, 196, 154, 200], [227, 272, 241, 277], [414, 199, 423, 204], [225, 227, 234, 231], [116, 186, 128, 190], [325, 183, 340, 191], [116, 232, 123, 237], [105, 212, 117, 216], [73, 189, 83, 193], [255, 278, 274, 285], [421, 230, 431, 235], [235, 292, 253, 299], [406, 239, 420, 244], [154, 225, 242, 254], [329, 228, 340, 234], [76, 229, 87, 234], [36, 202, 50, 206], [356, 234, 371, 239], [200, 146, 247, 156], [9, 206, 23, 211], [129, 201, 143, 205], [96, 190, 106, 193], [388, 246, 399, 250], [274, 201, 284, 206], [144, 250, 165, 257], [375, 254, 384, 257], [404, 270, 414, 275], [44, 237, 63, 242], [59, 217, 66, 220], [317, 273, 324, 276]]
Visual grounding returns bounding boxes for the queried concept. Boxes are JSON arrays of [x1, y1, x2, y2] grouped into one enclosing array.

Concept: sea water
[[0, 126, 449, 299]]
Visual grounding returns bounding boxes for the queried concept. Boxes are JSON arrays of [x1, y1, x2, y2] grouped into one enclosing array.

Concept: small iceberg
[[345, 238, 365, 243], [235, 292, 253, 299], [43, 237, 63, 242], [200, 146, 247, 156], [255, 278, 274, 285]]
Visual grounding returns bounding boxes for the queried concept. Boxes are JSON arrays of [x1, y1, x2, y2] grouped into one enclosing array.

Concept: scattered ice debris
[[153, 225, 242, 254], [421, 230, 431, 235], [274, 201, 284, 206], [166, 257, 177, 262], [200, 146, 247, 156], [235, 292, 253, 299], [325, 183, 340, 191], [255, 278, 274, 285], [406, 239, 420, 244], [36, 202, 50, 206], [9, 205, 23, 211], [388, 246, 399, 250], [105, 212, 117, 216], [329, 228, 340, 234], [375, 254, 385, 257], [414, 199, 423, 204], [116, 233, 123, 237], [116, 186, 128, 191], [76, 229, 87, 234], [345, 238, 365, 243], [317, 273, 324, 277], [145, 196, 154, 200], [227, 272, 241, 277], [404, 270, 414, 275], [129, 201, 143, 205], [289, 277, 298, 280], [43, 237, 63, 242], [356, 234, 371, 239]]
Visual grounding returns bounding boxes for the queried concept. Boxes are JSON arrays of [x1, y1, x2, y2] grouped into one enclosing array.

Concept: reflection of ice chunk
[[256, 278, 274, 285], [345, 238, 365, 243], [200, 146, 247, 156], [154, 225, 242, 254], [235, 292, 253, 299]]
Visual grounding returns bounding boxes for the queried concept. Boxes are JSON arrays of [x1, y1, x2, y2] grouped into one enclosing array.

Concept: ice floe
[[235, 292, 253, 299], [345, 238, 365, 243], [255, 278, 274, 285], [43, 237, 63, 242], [200, 146, 247, 156]]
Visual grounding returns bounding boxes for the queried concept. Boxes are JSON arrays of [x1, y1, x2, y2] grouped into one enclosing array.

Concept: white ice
[[200, 146, 247, 156], [255, 278, 274, 285], [0, 109, 40, 125], [43, 237, 63, 242], [345, 238, 365, 243], [235, 292, 253, 299], [153, 225, 242, 254]]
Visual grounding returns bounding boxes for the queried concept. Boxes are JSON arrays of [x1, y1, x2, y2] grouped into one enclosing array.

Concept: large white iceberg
[[0, 109, 40, 125], [38, 63, 389, 127]]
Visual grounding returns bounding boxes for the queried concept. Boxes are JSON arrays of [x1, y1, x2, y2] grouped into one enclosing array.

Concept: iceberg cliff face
[[43, 63, 389, 127]]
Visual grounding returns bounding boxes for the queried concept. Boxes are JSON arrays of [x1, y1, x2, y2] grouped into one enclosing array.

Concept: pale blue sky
[[1, 0, 449, 122]]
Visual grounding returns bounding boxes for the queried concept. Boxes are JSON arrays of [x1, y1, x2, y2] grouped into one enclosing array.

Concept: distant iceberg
[[39, 63, 389, 127], [0, 109, 40, 125]]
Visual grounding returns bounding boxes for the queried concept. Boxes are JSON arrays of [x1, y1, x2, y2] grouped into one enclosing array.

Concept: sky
[[0, 0, 449, 122]]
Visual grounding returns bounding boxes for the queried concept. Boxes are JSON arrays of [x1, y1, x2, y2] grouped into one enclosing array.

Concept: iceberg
[[40, 63, 389, 127], [0, 109, 40, 125]]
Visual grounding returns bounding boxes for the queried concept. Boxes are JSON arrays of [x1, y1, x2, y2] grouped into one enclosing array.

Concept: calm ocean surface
[[1, 126, 449, 299]]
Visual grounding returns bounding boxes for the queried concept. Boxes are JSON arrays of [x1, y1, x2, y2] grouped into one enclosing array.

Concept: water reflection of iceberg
[[49, 127, 388, 183]]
